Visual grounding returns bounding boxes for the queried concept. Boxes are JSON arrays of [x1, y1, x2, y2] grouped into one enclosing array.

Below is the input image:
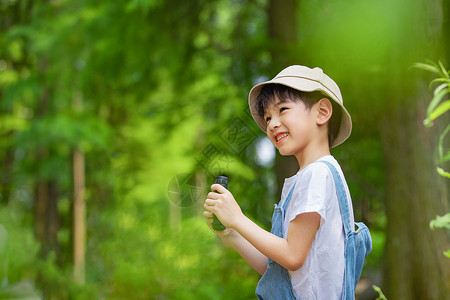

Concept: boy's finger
[[207, 191, 220, 199], [211, 183, 228, 194], [204, 198, 217, 206], [202, 211, 213, 218], [204, 201, 218, 214]]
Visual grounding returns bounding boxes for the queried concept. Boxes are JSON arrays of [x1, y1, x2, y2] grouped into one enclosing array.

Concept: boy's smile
[[274, 132, 289, 144]]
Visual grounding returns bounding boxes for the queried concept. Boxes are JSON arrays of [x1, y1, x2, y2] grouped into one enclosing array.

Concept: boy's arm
[[233, 212, 320, 271], [204, 184, 320, 271], [203, 211, 268, 275]]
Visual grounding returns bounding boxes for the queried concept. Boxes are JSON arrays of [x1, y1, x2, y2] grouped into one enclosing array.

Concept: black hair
[[254, 83, 342, 147]]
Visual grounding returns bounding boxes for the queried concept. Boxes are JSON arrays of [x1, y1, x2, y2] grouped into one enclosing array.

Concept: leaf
[[438, 151, 450, 164], [428, 99, 450, 121], [433, 82, 450, 96], [423, 118, 433, 128], [438, 61, 449, 78], [372, 285, 388, 300], [437, 167, 450, 178], [429, 213, 450, 230], [444, 250, 450, 258], [438, 124, 450, 159], [427, 84, 449, 116], [430, 78, 450, 88], [411, 62, 440, 75]]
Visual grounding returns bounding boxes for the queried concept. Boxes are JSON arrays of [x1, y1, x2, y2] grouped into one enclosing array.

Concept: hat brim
[[248, 78, 352, 148]]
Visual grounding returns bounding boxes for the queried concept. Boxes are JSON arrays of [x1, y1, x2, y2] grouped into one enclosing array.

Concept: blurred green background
[[0, 0, 449, 299]]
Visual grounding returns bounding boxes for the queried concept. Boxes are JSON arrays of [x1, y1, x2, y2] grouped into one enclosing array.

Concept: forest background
[[0, 0, 449, 299]]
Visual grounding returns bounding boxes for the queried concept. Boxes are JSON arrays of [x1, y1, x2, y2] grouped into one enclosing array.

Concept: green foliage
[[430, 213, 450, 230], [413, 62, 450, 168], [429, 213, 450, 258], [0, 208, 41, 299], [0, 281, 41, 300], [95, 209, 259, 299], [414, 61, 450, 259], [2, 1, 269, 298], [413, 61, 450, 127], [373, 285, 388, 300]]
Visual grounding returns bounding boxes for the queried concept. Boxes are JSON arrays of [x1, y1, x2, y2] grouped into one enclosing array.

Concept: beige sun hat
[[248, 65, 352, 147]]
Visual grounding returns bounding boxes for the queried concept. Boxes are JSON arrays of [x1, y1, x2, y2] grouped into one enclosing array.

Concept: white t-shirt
[[278, 155, 354, 300]]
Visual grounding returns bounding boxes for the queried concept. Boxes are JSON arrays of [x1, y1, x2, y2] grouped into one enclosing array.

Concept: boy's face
[[264, 96, 318, 157]]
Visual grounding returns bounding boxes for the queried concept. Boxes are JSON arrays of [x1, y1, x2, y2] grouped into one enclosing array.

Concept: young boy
[[203, 65, 355, 299]]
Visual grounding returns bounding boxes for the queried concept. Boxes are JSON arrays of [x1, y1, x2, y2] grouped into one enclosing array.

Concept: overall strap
[[281, 182, 297, 212], [319, 161, 352, 235]]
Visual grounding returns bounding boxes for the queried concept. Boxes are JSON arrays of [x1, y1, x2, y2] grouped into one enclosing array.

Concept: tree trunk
[[380, 0, 450, 298], [34, 85, 60, 261], [35, 179, 48, 248], [0, 148, 13, 204], [267, 0, 298, 58], [34, 79, 61, 260], [73, 148, 86, 284], [72, 92, 86, 284], [0, 0, 34, 206], [35, 178, 60, 258], [380, 86, 450, 299]]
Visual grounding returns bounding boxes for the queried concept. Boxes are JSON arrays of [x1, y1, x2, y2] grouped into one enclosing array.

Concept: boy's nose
[[267, 117, 281, 132]]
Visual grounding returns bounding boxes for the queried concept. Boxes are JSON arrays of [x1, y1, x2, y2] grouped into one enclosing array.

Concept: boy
[[203, 65, 355, 299]]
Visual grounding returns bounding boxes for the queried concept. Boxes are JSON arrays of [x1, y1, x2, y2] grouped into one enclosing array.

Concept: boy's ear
[[316, 98, 332, 125]]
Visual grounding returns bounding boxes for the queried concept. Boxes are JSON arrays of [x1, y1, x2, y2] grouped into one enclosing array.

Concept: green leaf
[[428, 98, 450, 121], [438, 151, 450, 164], [423, 118, 433, 128], [433, 82, 450, 96], [437, 167, 450, 178], [438, 124, 450, 159], [444, 250, 450, 258], [411, 62, 440, 75], [430, 78, 450, 88], [373, 285, 388, 300], [429, 213, 450, 230], [438, 61, 449, 78], [427, 90, 447, 117]]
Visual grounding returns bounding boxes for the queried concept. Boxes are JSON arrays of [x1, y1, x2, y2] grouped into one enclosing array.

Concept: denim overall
[[320, 161, 372, 300], [255, 183, 298, 300], [255, 161, 372, 300]]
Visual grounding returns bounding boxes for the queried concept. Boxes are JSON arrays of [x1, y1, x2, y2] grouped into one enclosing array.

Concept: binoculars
[[212, 175, 228, 231]]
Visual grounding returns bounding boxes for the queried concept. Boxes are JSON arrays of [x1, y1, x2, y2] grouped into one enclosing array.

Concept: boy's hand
[[203, 210, 238, 245], [203, 184, 243, 230]]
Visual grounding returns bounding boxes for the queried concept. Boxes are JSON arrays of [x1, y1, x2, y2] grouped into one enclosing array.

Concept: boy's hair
[[255, 84, 342, 147]]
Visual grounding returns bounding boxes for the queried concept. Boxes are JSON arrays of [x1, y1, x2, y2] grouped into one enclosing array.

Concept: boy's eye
[[279, 107, 288, 113], [265, 116, 271, 123]]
